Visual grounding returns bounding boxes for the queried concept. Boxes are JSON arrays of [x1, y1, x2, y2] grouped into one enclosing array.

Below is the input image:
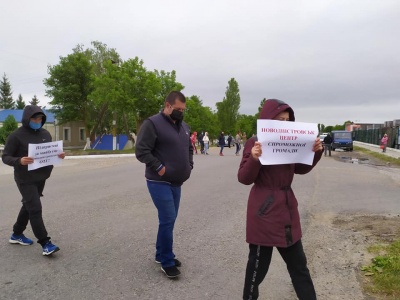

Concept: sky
[[1, 0, 399, 126]]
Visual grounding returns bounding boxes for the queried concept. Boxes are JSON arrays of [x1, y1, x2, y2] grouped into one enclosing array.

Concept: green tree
[[237, 114, 257, 138], [45, 49, 94, 138], [0, 115, 18, 145], [15, 94, 26, 109], [0, 73, 14, 109], [216, 78, 241, 134], [45, 41, 121, 145], [30, 95, 39, 106], [184, 95, 219, 136]]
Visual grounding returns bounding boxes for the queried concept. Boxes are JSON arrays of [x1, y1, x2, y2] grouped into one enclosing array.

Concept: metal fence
[[354, 127, 400, 149]]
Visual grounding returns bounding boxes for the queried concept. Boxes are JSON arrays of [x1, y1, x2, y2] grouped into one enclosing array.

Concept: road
[[1, 146, 399, 300]]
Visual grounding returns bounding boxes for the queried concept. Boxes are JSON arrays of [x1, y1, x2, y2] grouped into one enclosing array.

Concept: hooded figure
[[2, 105, 62, 256], [238, 99, 323, 300], [2, 105, 53, 183]]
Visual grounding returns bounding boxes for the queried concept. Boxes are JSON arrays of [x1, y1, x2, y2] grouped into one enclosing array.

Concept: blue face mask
[[29, 121, 42, 130]]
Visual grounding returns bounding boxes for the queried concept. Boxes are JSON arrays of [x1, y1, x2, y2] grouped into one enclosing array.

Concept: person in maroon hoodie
[[238, 99, 323, 300]]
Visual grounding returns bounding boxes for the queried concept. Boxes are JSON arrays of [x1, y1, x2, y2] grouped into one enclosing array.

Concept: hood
[[22, 105, 47, 129], [259, 99, 295, 121]]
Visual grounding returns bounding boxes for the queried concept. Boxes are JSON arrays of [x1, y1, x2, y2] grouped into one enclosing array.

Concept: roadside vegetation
[[361, 239, 400, 299], [354, 146, 400, 167], [65, 148, 135, 156]]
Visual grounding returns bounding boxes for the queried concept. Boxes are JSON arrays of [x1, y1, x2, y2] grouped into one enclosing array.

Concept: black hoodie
[[2, 105, 54, 183]]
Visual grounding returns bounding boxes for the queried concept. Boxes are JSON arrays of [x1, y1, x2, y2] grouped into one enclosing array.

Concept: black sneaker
[[155, 258, 182, 267], [161, 266, 181, 278]]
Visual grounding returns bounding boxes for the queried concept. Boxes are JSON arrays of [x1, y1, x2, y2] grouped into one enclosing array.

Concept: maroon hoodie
[[237, 99, 323, 247]]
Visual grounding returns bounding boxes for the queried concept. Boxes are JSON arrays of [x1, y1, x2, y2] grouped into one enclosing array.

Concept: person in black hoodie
[[2, 105, 65, 256], [135, 91, 194, 278]]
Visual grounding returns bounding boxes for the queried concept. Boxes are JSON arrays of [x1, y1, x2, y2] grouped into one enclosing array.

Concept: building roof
[[0, 109, 55, 123]]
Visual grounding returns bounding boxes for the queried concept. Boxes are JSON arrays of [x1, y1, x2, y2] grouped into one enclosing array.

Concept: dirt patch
[[303, 213, 400, 300], [333, 215, 400, 244]]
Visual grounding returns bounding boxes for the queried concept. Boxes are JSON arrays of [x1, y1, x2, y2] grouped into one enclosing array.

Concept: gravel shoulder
[[304, 150, 400, 300]]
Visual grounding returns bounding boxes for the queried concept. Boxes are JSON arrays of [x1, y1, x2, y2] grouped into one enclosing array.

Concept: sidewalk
[[354, 141, 400, 159]]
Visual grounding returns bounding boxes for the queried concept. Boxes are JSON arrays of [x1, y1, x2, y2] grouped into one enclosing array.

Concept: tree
[[45, 41, 121, 146], [0, 115, 18, 145], [0, 73, 14, 109], [237, 114, 257, 137], [216, 78, 241, 134], [15, 94, 26, 109], [30, 95, 39, 106]]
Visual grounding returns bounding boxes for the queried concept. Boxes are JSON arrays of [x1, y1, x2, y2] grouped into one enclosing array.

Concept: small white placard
[[257, 120, 318, 165], [28, 141, 63, 171]]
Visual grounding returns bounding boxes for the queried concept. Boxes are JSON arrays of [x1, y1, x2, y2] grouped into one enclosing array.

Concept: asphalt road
[[1, 146, 399, 300]]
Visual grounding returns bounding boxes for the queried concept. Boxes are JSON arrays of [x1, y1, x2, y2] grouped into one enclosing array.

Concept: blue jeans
[[204, 142, 209, 154], [146, 180, 181, 267]]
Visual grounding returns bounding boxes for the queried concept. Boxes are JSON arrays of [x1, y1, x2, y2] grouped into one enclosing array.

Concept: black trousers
[[13, 181, 50, 245], [243, 240, 316, 300]]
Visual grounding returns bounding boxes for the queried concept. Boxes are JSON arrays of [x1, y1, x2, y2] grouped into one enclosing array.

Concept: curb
[[65, 154, 135, 159]]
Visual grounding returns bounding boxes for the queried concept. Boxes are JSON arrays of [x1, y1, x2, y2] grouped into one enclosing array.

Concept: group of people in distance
[[3, 92, 324, 299]]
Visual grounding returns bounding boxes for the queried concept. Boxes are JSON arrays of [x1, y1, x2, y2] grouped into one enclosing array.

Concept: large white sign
[[28, 141, 63, 171], [257, 120, 318, 165]]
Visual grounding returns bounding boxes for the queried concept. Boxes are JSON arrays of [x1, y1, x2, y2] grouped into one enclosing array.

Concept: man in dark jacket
[[323, 133, 333, 156], [135, 91, 193, 278], [238, 99, 323, 300], [2, 105, 65, 256]]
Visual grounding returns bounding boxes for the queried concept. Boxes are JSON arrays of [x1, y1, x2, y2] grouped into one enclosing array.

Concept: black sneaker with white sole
[[155, 258, 182, 267], [161, 266, 181, 278]]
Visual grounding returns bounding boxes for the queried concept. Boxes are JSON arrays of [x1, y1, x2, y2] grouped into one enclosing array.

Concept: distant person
[[323, 133, 333, 156], [191, 131, 198, 154], [203, 132, 210, 155], [198, 131, 205, 154], [227, 134, 233, 148], [235, 131, 242, 156], [135, 91, 194, 279], [2, 105, 65, 256], [238, 99, 323, 300], [218, 132, 225, 156], [381, 133, 388, 153]]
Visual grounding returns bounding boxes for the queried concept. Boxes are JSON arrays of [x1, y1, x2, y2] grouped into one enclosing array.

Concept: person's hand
[[20, 157, 34, 165], [58, 152, 66, 159], [312, 138, 323, 152], [158, 166, 166, 176], [251, 141, 262, 160]]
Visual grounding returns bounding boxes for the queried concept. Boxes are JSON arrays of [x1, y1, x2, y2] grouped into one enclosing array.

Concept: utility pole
[[112, 111, 117, 150]]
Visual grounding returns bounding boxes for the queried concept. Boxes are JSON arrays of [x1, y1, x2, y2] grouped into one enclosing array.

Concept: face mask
[[29, 121, 42, 130], [170, 109, 184, 121]]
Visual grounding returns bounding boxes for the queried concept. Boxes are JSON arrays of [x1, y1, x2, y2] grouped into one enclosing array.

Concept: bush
[[0, 115, 18, 145]]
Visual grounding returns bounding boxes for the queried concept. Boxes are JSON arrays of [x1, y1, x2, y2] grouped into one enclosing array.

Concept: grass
[[354, 146, 400, 167], [65, 148, 135, 156], [361, 240, 400, 298]]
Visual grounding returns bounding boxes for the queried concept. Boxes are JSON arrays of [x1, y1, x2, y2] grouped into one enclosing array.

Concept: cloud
[[1, 0, 399, 125]]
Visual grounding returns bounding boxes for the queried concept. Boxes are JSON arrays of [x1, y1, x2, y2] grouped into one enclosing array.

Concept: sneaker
[[9, 234, 34, 246], [155, 258, 182, 267], [42, 241, 60, 256], [161, 266, 181, 278]]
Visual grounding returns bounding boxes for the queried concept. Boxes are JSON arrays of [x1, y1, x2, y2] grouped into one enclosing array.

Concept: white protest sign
[[28, 141, 63, 171], [257, 120, 318, 165]]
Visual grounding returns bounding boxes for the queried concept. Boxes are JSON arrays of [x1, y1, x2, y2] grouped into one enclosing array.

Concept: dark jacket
[[323, 134, 333, 144], [237, 99, 323, 247], [2, 105, 54, 183], [135, 112, 193, 186], [218, 134, 225, 146]]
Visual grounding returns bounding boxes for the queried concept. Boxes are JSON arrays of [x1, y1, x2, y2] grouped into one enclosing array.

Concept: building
[[0, 109, 86, 149]]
